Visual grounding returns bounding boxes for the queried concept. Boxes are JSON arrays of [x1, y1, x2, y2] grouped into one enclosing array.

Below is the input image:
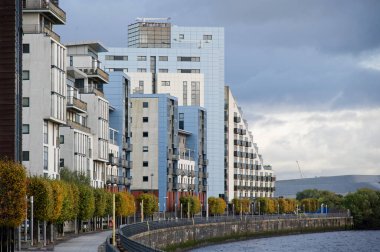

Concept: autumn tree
[[27, 177, 53, 221], [0, 160, 27, 227], [77, 184, 95, 221], [208, 197, 226, 216], [137, 193, 158, 217], [180, 195, 201, 217], [232, 198, 251, 214], [94, 188, 107, 218], [49, 180, 64, 223]]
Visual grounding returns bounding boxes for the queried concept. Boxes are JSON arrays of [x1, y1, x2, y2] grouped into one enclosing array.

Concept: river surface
[[190, 230, 380, 252]]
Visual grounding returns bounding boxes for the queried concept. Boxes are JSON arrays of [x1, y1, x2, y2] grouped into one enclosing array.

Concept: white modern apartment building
[[62, 42, 110, 188], [22, 0, 67, 178], [100, 20, 224, 197], [224, 86, 276, 200]]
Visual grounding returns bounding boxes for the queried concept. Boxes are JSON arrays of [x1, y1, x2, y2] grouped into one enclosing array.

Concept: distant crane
[[136, 17, 171, 22], [296, 160, 305, 178]]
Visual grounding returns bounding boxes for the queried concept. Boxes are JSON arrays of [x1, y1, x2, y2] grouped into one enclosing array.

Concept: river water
[[190, 230, 380, 252]]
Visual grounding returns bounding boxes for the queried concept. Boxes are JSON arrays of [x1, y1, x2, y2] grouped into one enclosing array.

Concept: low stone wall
[[130, 217, 353, 250]]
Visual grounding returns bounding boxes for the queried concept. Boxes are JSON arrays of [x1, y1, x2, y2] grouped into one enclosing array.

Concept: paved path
[[54, 230, 112, 252]]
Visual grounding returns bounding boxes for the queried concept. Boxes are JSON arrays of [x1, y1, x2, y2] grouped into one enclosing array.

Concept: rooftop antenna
[[296, 160, 304, 179], [136, 17, 171, 22]]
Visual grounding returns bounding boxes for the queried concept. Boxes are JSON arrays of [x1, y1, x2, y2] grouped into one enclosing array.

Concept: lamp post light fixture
[[258, 201, 261, 216], [112, 193, 116, 246], [163, 196, 168, 220], [150, 173, 154, 195], [181, 203, 183, 219]]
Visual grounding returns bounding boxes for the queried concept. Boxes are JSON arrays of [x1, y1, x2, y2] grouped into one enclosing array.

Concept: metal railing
[[67, 96, 87, 111], [23, 0, 66, 23], [22, 24, 61, 42], [66, 119, 91, 133]]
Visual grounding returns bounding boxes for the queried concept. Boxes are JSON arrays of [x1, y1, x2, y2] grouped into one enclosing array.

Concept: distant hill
[[275, 175, 380, 198]]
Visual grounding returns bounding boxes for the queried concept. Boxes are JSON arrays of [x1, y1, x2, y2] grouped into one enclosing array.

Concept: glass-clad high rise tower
[[100, 20, 225, 197]]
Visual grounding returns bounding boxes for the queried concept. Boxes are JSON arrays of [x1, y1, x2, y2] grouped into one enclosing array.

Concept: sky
[[56, 0, 380, 180]]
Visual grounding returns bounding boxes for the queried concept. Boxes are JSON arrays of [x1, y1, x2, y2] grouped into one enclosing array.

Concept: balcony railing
[[67, 96, 87, 112], [22, 24, 61, 42], [23, 0, 66, 24], [78, 67, 109, 83], [66, 119, 90, 133], [123, 142, 133, 152]]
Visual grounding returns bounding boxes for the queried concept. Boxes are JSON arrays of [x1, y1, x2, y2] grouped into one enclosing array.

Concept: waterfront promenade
[[54, 230, 111, 252]]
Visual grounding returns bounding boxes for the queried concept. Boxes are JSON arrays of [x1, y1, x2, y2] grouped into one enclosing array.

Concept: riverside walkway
[[54, 230, 112, 252]]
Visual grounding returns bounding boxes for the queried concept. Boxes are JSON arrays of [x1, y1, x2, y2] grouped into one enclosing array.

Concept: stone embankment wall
[[130, 217, 353, 250]]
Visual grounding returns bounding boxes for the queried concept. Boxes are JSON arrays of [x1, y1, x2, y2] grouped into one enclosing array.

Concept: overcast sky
[[57, 0, 380, 180]]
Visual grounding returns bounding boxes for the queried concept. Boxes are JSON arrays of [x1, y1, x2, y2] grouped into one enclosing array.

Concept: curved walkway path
[[54, 230, 112, 252]]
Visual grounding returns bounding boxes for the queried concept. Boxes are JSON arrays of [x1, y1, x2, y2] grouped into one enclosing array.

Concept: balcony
[[23, 0, 66, 24], [78, 67, 109, 83], [234, 116, 241, 123], [106, 176, 118, 185], [67, 96, 87, 113], [171, 154, 179, 160], [125, 177, 132, 186], [123, 142, 133, 152], [127, 161, 133, 169], [22, 24, 61, 42], [66, 119, 91, 133], [189, 170, 195, 177]]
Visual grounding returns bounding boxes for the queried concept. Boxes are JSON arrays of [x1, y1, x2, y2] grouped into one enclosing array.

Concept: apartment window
[[161, 81, 170, 86], [22, 70, 30, 80], [43, 146, 48, 170], [203, 34, 212, 40], [43, 121, 48, 144], [22, 151, 29, 161], [105, 55, 128, 61], [143, 132, 149, 137], [137, 68, 147, 72], [183, 81, 188, 106], [143, 146, 148, 152], [143, 161, 149, 167], [60, 158, 64, 167], [143, 102, 149, 108], [113, 68, 126, 72], [143, 117, 149, 123], [22, 124, 30, 134], [143, 176, 149, 182], [23, 44, 30, 53], [22, 97, 30, 107], [179, 34, 185, 39], [59, 135, 64, 144], [177, 69, 200, 73], [159, 69, 168, 73], [179, 113, 184, 130], [115, 55, 128, 61], [159, 56, 168, 61], [177, 57, 200, 62], [137, 56, 147, 61]]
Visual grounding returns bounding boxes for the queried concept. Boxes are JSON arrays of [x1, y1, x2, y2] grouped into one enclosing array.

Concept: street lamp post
[[181, 203, 183, 219], [277, 203, 280, 216], [150, 173, 154, 194], [30, 196, 34, 246], [112, 193, 116, 246], [258, 201, 261, 216], [321, 203, 324, 214]]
